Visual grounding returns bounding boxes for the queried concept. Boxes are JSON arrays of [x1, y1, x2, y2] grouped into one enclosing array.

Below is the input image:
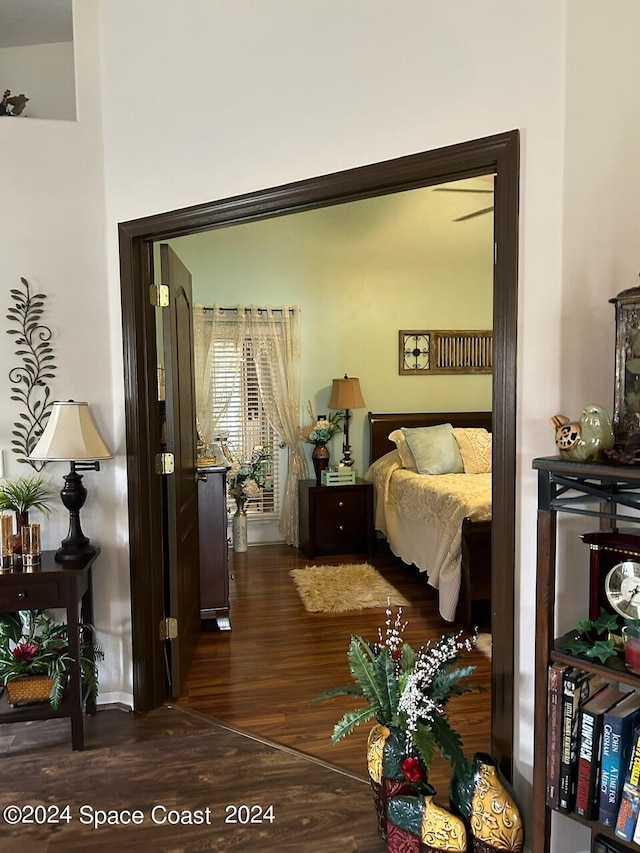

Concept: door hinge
[[159, 616, 178, 641], [150, 283, 170, 307], [155, 452, 175, 475]]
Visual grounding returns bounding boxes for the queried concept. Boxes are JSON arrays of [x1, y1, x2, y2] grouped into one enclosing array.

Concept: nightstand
[[298, 479, 374, 559]]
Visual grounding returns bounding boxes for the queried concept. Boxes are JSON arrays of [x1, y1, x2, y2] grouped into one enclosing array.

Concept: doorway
[[118, 129, 519, 773]]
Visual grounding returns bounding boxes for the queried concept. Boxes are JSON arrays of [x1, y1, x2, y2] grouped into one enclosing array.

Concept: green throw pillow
[[401, 424, 464, 475]]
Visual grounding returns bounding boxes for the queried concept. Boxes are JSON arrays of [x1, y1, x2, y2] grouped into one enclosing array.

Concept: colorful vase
[[367, 723, 427, 840], [450, 752, 524, 853], [386, 786, 468, 853], [421, 786, 467, 851]]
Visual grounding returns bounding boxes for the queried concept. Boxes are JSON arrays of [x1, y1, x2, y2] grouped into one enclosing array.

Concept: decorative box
[[321, 467, 356, 486]]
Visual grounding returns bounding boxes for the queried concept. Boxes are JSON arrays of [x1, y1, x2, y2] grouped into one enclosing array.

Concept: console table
[[0, 549, 98, 750]]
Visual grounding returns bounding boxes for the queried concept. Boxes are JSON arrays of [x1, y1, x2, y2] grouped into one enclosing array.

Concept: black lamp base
[[55, 461, 99, 565], [55, 542, 98, 564]]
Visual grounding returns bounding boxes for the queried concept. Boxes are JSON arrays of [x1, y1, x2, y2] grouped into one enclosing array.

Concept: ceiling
[[0, 0, 72, 48]]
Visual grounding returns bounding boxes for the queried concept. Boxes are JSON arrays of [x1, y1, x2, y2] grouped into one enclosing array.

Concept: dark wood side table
[[0, 549, 98, 750], [197, 466, 230, 630], [298, 478, 374, 559]]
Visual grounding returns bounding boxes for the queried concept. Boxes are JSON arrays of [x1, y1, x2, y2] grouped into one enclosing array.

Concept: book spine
[[600, 714, 632, 828], [575, 707, 600, 819], [546, 663, 565, 809], [615, 727, 640, 841], [558, 670, 578, 813]]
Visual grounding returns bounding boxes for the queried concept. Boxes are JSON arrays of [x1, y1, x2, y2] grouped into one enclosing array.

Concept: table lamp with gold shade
[[29, 401, 113, 563], [328, 374, 366, 468]]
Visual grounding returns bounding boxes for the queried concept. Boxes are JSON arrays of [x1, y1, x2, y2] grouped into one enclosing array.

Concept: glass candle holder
[[0, 514, 12, 569], [21, 523, 41, 567]]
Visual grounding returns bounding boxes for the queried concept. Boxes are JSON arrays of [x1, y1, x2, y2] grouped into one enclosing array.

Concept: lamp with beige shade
[[29, 401, 112, 563], [328, 375, 366, 469]]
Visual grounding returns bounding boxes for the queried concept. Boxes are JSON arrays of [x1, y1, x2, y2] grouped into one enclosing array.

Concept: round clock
[[605, 560, 640, 619]]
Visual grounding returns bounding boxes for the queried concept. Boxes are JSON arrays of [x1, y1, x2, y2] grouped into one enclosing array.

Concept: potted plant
[[0, 475, 54, 552], [315, 607, 481, 836], [0, 610, 103, 709]]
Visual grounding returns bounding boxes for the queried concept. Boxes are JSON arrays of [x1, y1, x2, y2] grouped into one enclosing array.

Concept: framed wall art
[[399, 329, 493, 375]]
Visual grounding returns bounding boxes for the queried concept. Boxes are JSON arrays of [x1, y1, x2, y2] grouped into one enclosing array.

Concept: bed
[[365, 411, 492, 626]]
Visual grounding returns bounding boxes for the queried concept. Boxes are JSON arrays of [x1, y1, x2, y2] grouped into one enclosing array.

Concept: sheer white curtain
[[194, 303, 306, 545], [245, 306, 306, 546], [193, 305, 246, 446]]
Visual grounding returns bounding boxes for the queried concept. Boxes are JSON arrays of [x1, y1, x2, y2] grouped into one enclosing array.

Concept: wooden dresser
[[197, 465, 230, 630]]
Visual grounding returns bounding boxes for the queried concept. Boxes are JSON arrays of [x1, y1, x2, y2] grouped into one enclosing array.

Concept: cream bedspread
[[364, 450, 492, 621]]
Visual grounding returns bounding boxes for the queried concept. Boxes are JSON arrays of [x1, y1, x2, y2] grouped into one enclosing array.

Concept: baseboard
[[96, 692, 133, 712]]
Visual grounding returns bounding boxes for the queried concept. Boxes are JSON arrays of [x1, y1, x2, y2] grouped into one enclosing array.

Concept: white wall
[[2, 1, 640, 847], [0, 42, 76, 121], [549, 3, 640, 849]]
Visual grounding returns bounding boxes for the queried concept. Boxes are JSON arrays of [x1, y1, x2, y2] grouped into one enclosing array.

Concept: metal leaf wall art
[[7, 278, 57, 470]]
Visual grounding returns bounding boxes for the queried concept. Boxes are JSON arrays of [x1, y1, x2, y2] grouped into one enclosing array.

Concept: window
[[208, 329, 280, 517]]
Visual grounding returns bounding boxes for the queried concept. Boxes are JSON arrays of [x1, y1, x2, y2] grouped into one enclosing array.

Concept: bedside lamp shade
[[328, 376, 366, 412], [30, 401, 112, 563], [328, 375, 366, 468], [30, 401, 113, 462]]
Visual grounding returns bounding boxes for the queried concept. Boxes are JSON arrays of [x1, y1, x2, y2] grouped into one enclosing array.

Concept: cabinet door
[[198, 469, 229, 618]]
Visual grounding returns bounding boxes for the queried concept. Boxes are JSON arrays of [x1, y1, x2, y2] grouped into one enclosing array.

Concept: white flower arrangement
[[227, 445, 271, 508]]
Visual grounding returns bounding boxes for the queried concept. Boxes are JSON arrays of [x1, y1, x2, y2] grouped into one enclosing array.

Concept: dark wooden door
[[160, 243, 200, 696]]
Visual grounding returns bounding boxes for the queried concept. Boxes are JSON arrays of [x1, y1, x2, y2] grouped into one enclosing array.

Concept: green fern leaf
[[331, 707, 376, 743]]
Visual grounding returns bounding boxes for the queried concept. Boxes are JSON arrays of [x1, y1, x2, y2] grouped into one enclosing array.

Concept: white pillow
[[453, 428, 492, 474], [400, 424, 464, 475], [388, 429, 417, 470]]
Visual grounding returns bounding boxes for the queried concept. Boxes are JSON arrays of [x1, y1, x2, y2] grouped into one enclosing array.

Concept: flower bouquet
[[227, 445, 271, 510], [300, 401, 343, 445]]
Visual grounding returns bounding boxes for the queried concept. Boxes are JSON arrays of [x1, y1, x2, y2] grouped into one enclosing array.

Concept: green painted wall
[[170, 182, 493, 475]]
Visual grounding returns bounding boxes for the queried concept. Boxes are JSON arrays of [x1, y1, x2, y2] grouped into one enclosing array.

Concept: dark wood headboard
[[368, 411, 492, 465]]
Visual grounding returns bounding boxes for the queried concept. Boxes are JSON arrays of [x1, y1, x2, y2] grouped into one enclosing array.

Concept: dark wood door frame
[[118, 128, 519, 773]]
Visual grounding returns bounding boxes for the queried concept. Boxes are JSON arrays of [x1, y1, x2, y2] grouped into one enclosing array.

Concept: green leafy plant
[[315, 607, 481, 776], [0, 610, 104, 709], [7, 277, 57, 470], [565, 609, 621, 663], [0, 475, 54, 514]]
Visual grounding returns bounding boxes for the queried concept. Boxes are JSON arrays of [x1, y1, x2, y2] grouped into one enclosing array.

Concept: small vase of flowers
[[300, 402, 343, 484], [227, 445, 271, 551]]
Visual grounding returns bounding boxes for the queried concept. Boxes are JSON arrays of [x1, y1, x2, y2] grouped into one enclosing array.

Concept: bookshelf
[[533, 456, 640, 853]]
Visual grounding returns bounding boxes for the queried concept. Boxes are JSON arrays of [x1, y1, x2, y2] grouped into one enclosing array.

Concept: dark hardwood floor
[[178, 541, 492, 799], [0, 541, 490, 852], [0, 703, 384, 852]]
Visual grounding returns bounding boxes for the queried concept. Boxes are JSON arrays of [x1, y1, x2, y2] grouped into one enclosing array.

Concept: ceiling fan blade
[[434, 188, 494, 194], [453, 206, 494, 222]]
